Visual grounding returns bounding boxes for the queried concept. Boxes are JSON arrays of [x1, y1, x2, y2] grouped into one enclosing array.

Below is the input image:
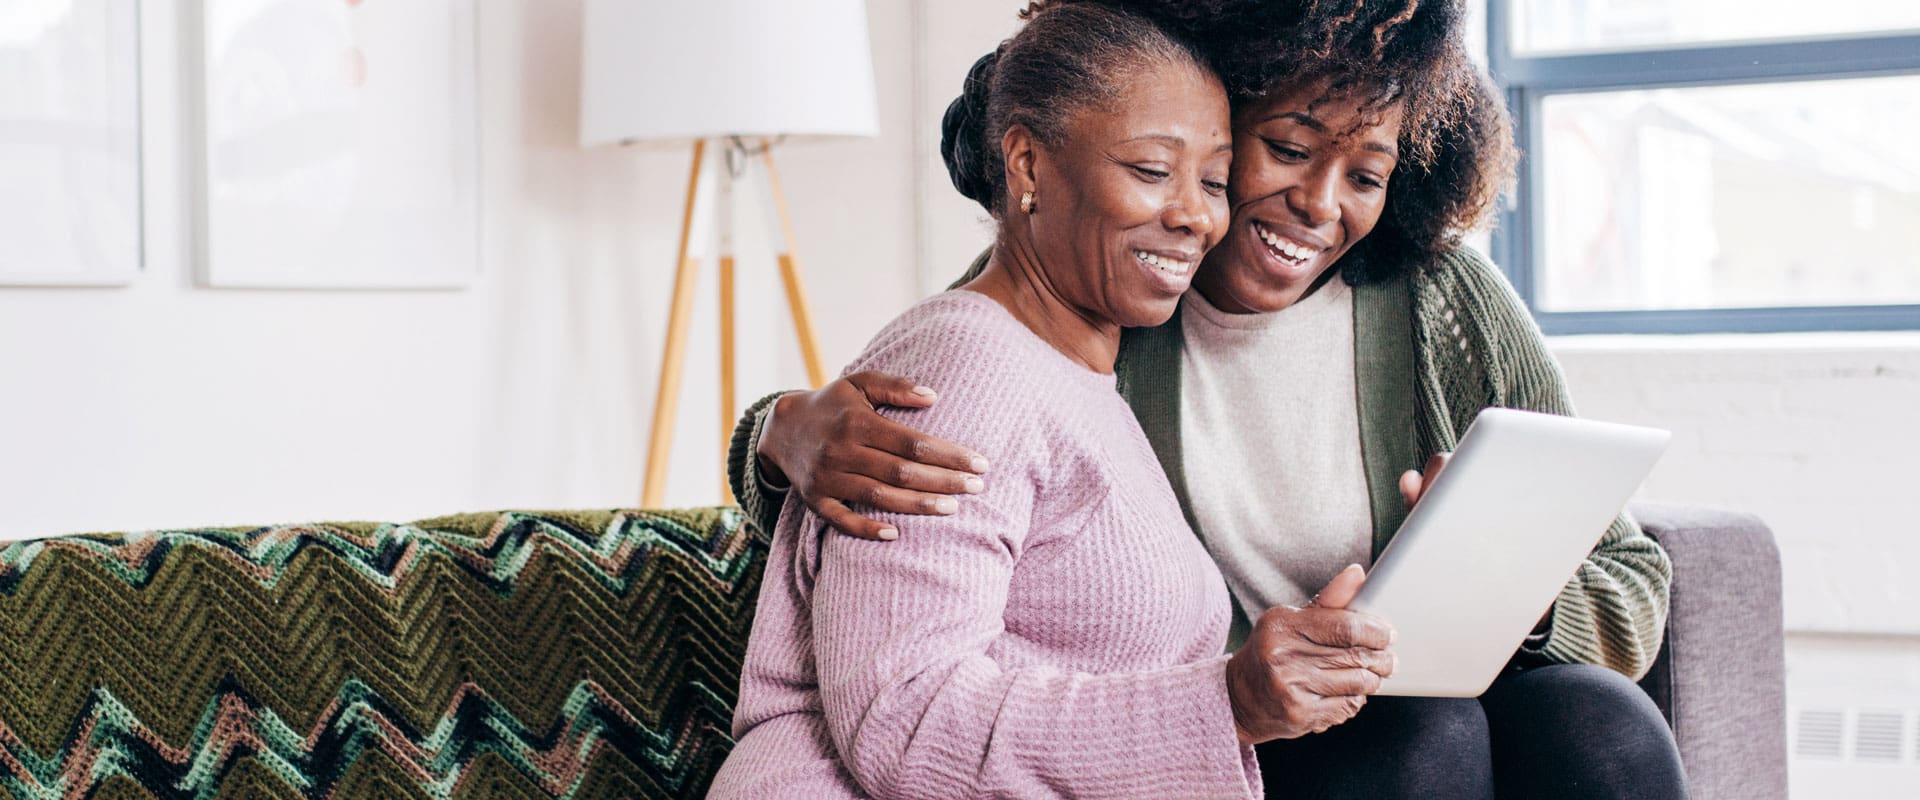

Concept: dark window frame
[[1486, 3, 1920, 334]]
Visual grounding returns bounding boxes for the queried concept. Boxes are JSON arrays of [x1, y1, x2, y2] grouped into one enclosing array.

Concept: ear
[[1001, 123, 1039, 210]]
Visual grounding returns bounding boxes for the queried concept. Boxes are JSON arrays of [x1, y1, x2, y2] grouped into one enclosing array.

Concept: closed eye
[[1130, 165, 1170, 181], [1265, 139, 1307, 161]]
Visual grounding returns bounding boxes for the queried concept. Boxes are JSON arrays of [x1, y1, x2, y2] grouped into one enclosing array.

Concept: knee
[[1486, 665, 1687, 799], [1513, 664, 1669, 734]]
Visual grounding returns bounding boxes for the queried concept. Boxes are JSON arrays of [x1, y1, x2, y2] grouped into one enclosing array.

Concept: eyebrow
[[1124, 133, 1235, 154], [1261, 111, 1399, 158]]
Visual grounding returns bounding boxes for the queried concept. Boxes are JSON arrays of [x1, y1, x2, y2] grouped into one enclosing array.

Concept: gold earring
[[1020, 191, 1035, 214]]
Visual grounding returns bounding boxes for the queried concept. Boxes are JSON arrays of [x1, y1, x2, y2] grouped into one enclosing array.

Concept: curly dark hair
[[939, 2, 1217, 216], [1037, 0, 1517, 283]]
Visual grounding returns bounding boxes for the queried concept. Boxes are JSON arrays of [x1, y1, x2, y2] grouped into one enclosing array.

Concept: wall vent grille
[[1792, 707, 1918, 764], [1855, 711, 1908, 763], [1796, 708, 1846, 760]]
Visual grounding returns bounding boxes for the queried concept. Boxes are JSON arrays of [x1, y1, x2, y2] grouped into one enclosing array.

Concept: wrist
[[1224, 650, 1259, 746], [755, 392, 800, 488]]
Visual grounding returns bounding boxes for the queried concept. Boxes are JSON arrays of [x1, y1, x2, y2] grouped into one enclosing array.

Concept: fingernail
[[912, 385, 937, 397], [933, 497, 960, 515], [877, 527, 898, 540], [968, 455, 990, 473], [963, 477, 986, 494]]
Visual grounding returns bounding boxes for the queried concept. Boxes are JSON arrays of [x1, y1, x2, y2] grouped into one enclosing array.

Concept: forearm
[[726, 390, 792, 536], [813, 536, 1251, 799], [1521, 509, 1672, 679], [825, 653, 1249, 799], [1440, 249, 1672, 676]]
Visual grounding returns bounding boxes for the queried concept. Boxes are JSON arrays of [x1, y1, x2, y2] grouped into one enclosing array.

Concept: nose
[[1287, 164, 1340, 227], [1161, 178, 1219, 240]]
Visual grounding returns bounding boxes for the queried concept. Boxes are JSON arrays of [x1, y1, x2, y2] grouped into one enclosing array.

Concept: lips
[[1253, 222, 1323, 269], [1134, 249, 1196, 278]]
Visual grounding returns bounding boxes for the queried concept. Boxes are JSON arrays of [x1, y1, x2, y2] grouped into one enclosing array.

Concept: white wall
[[0, 0, 921, 538]]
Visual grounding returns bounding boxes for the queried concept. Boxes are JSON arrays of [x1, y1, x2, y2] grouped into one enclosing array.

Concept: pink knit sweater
[[710, 291, 1260, 799]]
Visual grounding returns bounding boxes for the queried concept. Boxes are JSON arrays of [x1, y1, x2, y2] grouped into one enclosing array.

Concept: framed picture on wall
[[0, 1, 142, 287], [198, 0, 478, 289]]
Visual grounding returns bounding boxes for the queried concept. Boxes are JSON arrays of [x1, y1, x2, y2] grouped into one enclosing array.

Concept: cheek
[[1099, 175, 1164, 227], [1343, 193, 1390, 246]]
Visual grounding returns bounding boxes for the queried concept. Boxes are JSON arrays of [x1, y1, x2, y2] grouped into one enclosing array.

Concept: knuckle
[[1258, 607, 1294, 633], [889, 462, 916, 486], [841, 412, 869, 438], [858, 484, 888, 508], [908, 437, 934, 461]]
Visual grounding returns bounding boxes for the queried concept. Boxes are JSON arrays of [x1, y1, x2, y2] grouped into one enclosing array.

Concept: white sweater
[[1179, 280, 1375, 617]]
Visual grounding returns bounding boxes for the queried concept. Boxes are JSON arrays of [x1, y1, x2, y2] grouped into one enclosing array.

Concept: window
[[1487, 1, 1920, 333]]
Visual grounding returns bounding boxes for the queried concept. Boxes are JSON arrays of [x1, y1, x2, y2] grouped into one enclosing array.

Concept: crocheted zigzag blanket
[[0, 507, 767, 800]]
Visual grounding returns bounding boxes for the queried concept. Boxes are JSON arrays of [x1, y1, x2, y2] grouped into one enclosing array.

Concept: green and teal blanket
[[0, 508, 766, 799]]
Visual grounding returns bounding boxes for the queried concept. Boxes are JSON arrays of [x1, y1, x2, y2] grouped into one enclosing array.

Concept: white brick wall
[[1553, 335, 1920, 634], [1553, 335, 1920, 799]]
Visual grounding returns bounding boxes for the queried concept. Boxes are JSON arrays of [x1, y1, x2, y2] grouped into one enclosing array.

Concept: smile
[[1254, 222, 1321, 267], [1135, 249, 1194, 277]]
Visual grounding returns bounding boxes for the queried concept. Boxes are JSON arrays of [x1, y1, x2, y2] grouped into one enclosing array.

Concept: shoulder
[[1414, 246, 1526, 315], [844, 290, 1097, 466], [846, 291, 1046, 382], [1412, 245, 1573, 412], [1410, 245, 1544, 346]]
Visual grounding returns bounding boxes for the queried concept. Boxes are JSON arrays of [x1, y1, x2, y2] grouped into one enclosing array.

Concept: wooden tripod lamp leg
[[642, 140, 708, 508], [757, 140, 829, 388], [716, 159, 738, 505]]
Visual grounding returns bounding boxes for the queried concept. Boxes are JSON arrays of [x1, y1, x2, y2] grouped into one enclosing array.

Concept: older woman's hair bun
[[939, 50, 1001, 209], [936, 2, 1215, 216]]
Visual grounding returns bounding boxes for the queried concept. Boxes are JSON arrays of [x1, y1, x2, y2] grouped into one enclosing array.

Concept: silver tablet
[[1349, 408, 1670, 697]]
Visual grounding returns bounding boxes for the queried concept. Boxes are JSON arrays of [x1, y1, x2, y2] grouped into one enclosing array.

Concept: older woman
[[728, 1, 1688, 798], [709, 4, 1397, 798]]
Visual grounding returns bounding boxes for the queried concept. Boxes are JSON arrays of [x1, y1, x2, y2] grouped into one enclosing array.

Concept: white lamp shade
[[578, 0, 881, 146]]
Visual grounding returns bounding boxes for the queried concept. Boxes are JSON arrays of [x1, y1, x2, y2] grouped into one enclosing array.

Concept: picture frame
[[0, 1, 143, 287], [197, 0, 479, 289]]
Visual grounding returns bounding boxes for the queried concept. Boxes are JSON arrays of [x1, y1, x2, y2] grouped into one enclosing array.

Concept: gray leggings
[[1255, 663, 1689, 800]]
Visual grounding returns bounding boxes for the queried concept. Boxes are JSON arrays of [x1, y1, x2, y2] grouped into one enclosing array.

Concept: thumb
[[1310, 563, 1367, 610], [846, 371, 938, 409]]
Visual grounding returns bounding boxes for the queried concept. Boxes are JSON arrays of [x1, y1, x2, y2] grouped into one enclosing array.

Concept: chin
[[1124, 297, 1184, 328]]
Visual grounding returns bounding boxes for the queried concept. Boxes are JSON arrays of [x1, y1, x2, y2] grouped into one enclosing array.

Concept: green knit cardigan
[[727, 245, 1671, 679]]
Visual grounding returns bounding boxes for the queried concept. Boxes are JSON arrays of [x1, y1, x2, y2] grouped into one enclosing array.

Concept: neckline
[[1183, 278, 1352, 332]]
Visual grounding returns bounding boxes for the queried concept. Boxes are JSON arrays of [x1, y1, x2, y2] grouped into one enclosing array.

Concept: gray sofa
[[1632, 503, 1788, 800]]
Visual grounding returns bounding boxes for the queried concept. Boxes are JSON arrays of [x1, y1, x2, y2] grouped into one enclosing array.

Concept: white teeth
[[1135, 250, 1192, 277], [1255, 223, 1319, 263]]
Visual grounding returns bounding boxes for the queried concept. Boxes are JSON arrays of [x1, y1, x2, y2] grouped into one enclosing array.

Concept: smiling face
[[1012, 58, 1234, 328], [1193, 77, 1406, 314]]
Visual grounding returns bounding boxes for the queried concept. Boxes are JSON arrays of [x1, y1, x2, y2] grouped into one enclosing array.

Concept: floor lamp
[[578, 0, 880, 508]]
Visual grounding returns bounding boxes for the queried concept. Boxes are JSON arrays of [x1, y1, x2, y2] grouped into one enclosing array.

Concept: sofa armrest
[[1630, 502, 1788, 800]]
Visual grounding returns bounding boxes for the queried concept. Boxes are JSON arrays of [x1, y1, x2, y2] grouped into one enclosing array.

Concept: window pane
[[1535, 76, 1920, 312], [1513, 0, 1920, 55]]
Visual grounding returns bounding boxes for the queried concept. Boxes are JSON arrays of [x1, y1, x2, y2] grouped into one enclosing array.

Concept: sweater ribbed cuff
[[727, 390, 792, 537]]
